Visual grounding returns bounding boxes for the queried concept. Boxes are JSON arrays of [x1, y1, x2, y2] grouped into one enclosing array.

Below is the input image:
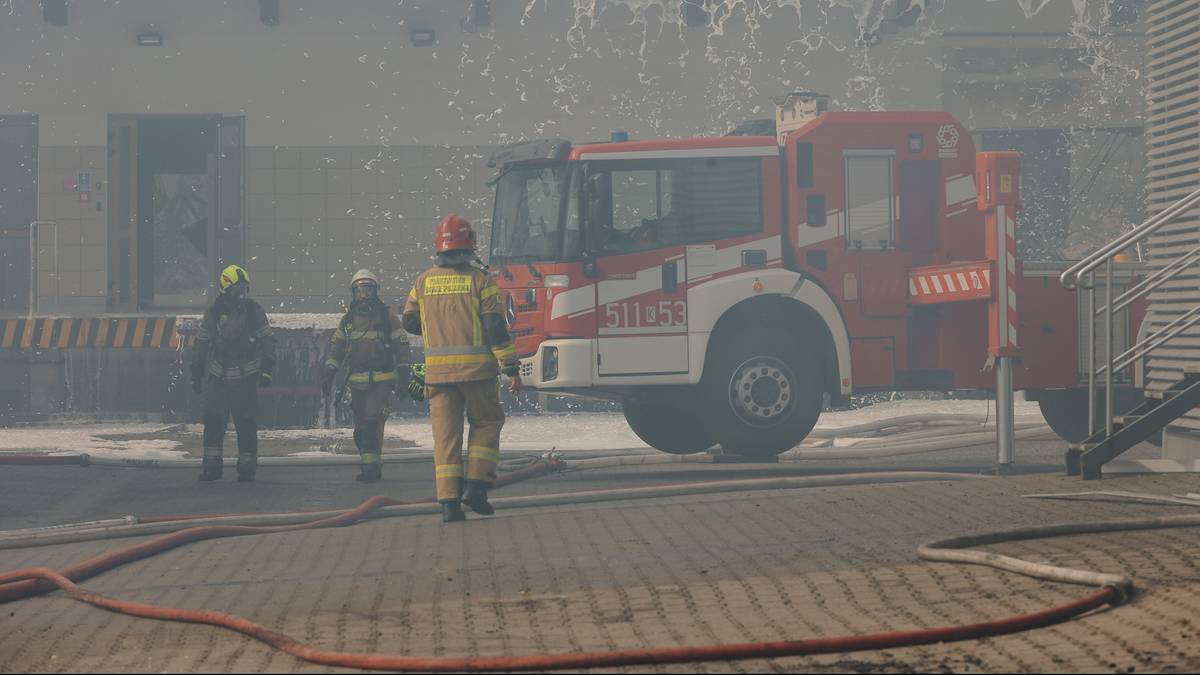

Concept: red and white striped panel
[[998, 207, 1019, 351], [908, 263, 992, 305]]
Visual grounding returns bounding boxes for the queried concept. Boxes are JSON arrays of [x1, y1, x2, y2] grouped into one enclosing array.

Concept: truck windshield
[[490, 164, 579, 265]]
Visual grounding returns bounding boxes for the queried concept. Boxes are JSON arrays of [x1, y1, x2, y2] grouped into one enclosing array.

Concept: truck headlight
[[542, 346, 559, 382]]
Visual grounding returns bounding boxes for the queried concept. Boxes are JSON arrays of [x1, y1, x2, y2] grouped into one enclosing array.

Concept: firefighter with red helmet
[[191, 264, 275, 482], [402, 214, 522, 522], [322, 269, 412, 483]]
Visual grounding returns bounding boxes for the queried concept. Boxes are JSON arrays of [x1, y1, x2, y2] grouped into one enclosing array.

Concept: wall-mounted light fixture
[[258, 0, 280, 26], [42, 0, 68, 27], [682, 0, 709, 27], [469, 0, 490, 28], [137, 31, 164, 46], [409, 29, 435, 47]]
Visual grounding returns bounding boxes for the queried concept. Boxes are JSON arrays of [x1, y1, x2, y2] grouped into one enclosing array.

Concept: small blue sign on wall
[[77, 172, 92, 191]]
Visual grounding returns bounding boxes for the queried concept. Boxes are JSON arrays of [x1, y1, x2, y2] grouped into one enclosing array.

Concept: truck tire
[[701, 328, 823, 458], [622, 400, 716, 454], [1037, 388, 1162, 447]]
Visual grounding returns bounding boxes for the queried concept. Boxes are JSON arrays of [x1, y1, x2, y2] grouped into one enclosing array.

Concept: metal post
[[1105, 258, 1115, 439], [997, 356, 1015, 473], [28, 221, 37, 318], [1087, 271, 1096, 436]]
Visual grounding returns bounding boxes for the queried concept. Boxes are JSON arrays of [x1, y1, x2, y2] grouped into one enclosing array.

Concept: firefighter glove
[[500, 360, 520, 378], [407, 363, 426, 402], [259, 372, 273, 389], [321, 366, 337, 397]]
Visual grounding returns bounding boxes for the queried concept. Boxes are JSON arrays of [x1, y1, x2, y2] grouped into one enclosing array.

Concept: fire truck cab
[[487, 95, 1141, 457]]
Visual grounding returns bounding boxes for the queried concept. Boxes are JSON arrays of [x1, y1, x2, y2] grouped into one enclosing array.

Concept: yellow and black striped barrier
[[0, 317, 194, 350]]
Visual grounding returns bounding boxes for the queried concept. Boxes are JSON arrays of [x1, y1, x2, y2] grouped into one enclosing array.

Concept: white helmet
[[350, 269, 379, 289]]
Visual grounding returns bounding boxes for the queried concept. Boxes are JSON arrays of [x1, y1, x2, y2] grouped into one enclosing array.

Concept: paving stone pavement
[[3, 468, 1200, 673]]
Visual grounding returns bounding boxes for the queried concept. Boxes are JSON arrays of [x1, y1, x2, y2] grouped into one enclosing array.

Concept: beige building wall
[[35, 147, 107, 314], [1, 0, 1149, 315], [242, 145, 494, 310]]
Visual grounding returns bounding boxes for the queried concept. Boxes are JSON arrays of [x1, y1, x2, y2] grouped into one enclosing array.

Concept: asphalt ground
[[1, 431, 1198, 673]]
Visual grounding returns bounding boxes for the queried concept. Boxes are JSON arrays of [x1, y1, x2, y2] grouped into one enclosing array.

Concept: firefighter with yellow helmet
[[322, 269, 412, 482], [191, 264, 275, 482], [402, 214, 522, 522]]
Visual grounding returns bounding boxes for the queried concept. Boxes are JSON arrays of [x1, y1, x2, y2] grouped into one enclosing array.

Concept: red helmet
[[435, 214, 476, 253]]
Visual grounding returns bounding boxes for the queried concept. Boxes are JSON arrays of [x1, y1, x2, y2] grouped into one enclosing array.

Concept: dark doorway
[[0, 116, 37, 314], [108, 115, 243, 311], [137, 118, 217, 308]]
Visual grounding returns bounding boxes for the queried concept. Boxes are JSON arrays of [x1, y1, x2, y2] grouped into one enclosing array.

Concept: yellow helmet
[[219, 264, 250, 292]]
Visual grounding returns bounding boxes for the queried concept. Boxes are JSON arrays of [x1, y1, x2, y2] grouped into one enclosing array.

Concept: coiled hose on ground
[[4, 472, 1195, 671]]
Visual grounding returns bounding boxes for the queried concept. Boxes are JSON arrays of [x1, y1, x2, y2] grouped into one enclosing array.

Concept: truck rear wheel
[[1037, 388, 1161, 446], [622, 400, 716, 454], [702, 328, 823, 458]]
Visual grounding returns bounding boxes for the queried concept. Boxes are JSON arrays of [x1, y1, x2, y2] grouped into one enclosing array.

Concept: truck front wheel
[[622, 400, 716, 454], [702, 328, 823, 458]]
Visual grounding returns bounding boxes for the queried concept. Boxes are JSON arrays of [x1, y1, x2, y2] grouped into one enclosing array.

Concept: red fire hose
[[0, 564, 1118, 672], [0, 458, 560, 604], [0, 467, 1132, 671]]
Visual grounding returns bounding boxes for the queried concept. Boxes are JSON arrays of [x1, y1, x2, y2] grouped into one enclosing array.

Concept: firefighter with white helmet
[[402, 214, 522, 522], [322, 268, 412, 482], [191, 264, 275, 482]]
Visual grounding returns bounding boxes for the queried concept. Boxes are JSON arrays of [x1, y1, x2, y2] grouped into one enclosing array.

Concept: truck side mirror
[[582, 251, 598, 278]]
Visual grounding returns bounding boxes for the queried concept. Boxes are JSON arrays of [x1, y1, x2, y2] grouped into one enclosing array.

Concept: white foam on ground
[[815, 399, 1042, 430], [0, 399, 1048, 460], [0, 424, 186, 459], [257, 414, 648, 454]]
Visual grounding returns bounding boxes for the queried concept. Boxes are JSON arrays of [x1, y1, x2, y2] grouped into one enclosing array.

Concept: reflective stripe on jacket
[[325, 303, 410, 388], [192, 297, 275, 383], [402, 264, 514, 384]]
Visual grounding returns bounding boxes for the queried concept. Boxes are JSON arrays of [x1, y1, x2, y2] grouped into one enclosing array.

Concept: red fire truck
[[486, 94, 1146, 457]]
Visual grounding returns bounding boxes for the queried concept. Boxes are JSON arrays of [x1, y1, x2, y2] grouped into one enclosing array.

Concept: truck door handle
[[662, 261, 678, 293]]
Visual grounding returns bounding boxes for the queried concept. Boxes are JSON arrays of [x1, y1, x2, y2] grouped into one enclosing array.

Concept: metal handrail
[[1099, 243, 1200, 316], [1060, 186, 1200, 290], [1101, 305, 1200, 375], [1063, 184, 1200, 444]]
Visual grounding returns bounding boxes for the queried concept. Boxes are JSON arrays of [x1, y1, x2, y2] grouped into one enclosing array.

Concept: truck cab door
[[587, 166, 690, 377], [843, 152, 910, 319]]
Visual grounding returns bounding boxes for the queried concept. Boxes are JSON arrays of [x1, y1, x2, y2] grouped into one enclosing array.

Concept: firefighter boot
[[461, 480, 495, 516], [356, 459, 382, 483], [234, 417, 258, 482], [442, 501, 466, 523], [237, 454, 257, 482], [354, 421, 382, 482], [198, 452, 223, 482]]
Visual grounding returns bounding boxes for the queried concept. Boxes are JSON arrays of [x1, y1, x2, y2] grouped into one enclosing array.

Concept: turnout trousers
[[350, 382, 392, 473], [427, 379, 504, 502], [202, 376, 260, 477]]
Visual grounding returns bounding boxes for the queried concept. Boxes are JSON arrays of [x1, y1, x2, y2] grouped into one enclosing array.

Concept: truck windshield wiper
[[499, 253, 548, 264], [493, 254, 547, 279]]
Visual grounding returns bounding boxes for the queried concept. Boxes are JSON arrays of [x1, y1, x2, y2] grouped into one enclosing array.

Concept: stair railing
[[1060, 186, 1200, 441]]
